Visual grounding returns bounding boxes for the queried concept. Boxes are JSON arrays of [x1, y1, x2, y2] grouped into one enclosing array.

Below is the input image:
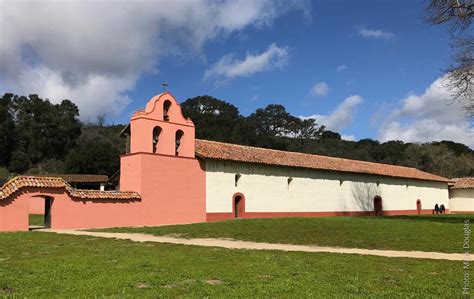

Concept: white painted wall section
[[205, 160, 449, 213], [449, 189, 474, 213]]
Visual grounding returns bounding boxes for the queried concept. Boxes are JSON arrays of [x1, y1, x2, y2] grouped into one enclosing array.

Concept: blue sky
[[128, 0, 452, 139], [1, 0, 472, 146]]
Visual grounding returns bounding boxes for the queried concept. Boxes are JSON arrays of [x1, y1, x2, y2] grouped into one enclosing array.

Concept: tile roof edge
[[450, 177, 474, 189], [195, 139, 450, 183], [0, 176, 140, 201], [33, 174, 109, 182]]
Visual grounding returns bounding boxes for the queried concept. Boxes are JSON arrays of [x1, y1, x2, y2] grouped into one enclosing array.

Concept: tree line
[[181, 96, 473, 178], [0, 94, 122, 181], [0, 93, 472, 184]]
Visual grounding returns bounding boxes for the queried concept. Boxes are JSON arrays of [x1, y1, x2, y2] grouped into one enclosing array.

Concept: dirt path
[[40, 229, 471, 261]]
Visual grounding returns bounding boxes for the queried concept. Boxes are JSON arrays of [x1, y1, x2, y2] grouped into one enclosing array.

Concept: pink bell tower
[[128, 92, 195, 157], [119, 92, 206, 225]]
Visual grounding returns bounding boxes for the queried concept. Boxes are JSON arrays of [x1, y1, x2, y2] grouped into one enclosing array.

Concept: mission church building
[[0, 92, 454, 231]]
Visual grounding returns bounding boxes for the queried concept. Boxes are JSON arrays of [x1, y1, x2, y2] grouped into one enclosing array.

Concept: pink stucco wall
[[1, 156, 205, 231], [0, 92, 206, 232], [120, 153, 206, 225], [0, 191, 29, 232], [50, 193, 142, 229], [29, 197, 44, 214], [118, 91, 206, 226], [130, 93, 195, 157], [41, 152, 206, 229], [1, 188, 143, 231]]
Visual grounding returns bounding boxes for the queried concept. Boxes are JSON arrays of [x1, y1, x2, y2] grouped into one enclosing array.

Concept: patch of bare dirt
[[2, 287, 14, 294], [388, 268, 405, 272], [257, 274, 273, 280], [162, 283, 182, 289], [163, 233, 185, 238], [135, 282, 150, 289], [205, 279, 223, 285]]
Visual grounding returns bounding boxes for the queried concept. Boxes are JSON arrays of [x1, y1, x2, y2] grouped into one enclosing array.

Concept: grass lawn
[[99, 214, 474, 253], [0, 231, 467, 297], [29, 214, 44, 226]]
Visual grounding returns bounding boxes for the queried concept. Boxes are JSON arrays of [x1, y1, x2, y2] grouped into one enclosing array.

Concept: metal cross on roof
[[161, 82, 168, 92]]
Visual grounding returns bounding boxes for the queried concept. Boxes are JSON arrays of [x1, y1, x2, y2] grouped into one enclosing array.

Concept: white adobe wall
[[449, 189, 474, 213], [205, 160, 449, 214]]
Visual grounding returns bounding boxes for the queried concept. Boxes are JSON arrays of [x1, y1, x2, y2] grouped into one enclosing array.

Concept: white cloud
[[11, 66, 136, 117], [341, 134, 356, 141], [336, 64, 348, 72], [358, 27, 394, 40], [310, 81, 329, 97], [203, 43, 289, 82], [0, 0, 308, 120], [301, 95, 363, 131], [378, 76, 474, 147]]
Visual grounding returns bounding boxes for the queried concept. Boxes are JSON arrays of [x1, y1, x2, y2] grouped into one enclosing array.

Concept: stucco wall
[[121, 153, 206, 226], [130, 118, 195, 157], [1, 152, 206, 232], [129, 92, 195, 158], [0, 191, 29, 231], [449, 189, 474, 213], [2, 188, 143, 231], [205, 160, 449, 219]]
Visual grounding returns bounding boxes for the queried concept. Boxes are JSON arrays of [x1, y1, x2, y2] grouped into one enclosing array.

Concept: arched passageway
[[233, 193, 245, 218]]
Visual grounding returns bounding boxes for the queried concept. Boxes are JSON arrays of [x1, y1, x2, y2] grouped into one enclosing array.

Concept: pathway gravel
[[39, 229, 471, 261]]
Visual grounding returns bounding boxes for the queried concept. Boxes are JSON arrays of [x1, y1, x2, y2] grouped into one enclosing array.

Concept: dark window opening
[[416, 199, 422, 215], [152, 126, 162, 153], [175, 130, 184, 156], [234, 195, 243, 218], [373, 196, 383, 216], [163, 100, 171, 121], [235, 173, 241, 187]]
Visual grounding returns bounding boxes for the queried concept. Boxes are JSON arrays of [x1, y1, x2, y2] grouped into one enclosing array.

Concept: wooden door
[[234, 196, 241, 218], [373, 196, 383, 216], [234, 195, 245, 218], [416, 200, 421, 215]]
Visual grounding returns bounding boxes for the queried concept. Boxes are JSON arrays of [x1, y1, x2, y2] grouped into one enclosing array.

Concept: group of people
[[433, 203, 446, 215]]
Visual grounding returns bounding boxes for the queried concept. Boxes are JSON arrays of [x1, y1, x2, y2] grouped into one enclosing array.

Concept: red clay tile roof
[[195, 139, 450, 183], [34, 174, 108, 183], [0, 176, 140, 201], [450, 177, 474, 189]]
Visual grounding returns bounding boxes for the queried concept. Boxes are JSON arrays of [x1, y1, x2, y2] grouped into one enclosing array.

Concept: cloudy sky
[[0, 0, 472, 147]]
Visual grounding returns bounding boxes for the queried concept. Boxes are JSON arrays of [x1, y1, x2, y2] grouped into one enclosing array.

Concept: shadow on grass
[[368, 214, 474, 224]]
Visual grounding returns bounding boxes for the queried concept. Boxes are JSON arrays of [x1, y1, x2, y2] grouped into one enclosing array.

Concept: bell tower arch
[[128, 92, 195, 157], [119, 91, 206, 225]]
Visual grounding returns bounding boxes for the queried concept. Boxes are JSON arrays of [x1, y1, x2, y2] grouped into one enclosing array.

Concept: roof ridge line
[[195, 139, 450, 182], [195, 139, 442, 174]]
